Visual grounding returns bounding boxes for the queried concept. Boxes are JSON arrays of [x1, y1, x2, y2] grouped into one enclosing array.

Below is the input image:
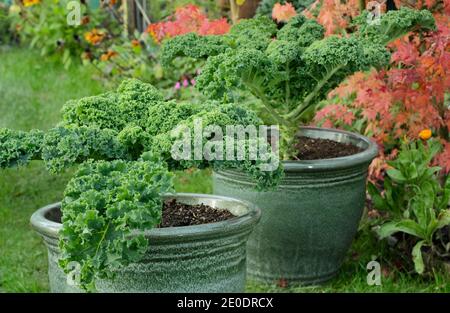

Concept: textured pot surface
[[30, 193, 260, 293], [213, 127, 378, 285]]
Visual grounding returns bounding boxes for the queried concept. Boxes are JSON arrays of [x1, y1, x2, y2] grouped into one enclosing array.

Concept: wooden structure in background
[[124, 0, 151, 35]]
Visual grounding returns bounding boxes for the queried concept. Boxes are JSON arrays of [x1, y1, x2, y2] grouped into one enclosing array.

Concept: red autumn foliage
[[314, 14, 450, 177], [272, 2, 297, 23], [146, 4, 230, 44], [303, 0, 362, 35]]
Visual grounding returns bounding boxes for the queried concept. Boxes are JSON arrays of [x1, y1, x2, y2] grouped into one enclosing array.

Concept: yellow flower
[[419, 129, 432, 140], [84, 29, 106, 45], [23, 0, 40, 7]]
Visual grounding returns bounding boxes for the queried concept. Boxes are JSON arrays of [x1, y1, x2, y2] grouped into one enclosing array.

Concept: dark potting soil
[[160, 199, 236, 227], [294, 136, 363, 160], [48, 200, 236, 226]]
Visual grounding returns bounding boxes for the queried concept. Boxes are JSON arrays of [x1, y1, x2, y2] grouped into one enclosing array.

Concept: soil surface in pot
[[46, 200, 236, 227], [294, 136, 363, 160], [160, 199, 236, 227]]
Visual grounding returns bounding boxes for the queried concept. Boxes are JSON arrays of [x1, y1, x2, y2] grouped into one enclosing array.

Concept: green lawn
[[0, 47, 448, 293]]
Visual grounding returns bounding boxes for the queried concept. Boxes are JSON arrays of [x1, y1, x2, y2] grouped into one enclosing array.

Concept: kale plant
[[161, 8, 436, 158], [59, 155, 173, 291], [0, 78, 282, 290], [0, 79, 282, 188]]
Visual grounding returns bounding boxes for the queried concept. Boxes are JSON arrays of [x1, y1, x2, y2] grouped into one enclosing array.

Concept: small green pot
[[30, 193, 261, 293], [213, 127, 378, 285]]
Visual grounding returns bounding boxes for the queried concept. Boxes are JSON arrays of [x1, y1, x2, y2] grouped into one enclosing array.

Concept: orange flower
[[23, 0, 40, 7], [131, 39, 140, 48], [418, 129, 432, 140], [100, 50, 118, 62], [84, 29, 105, 45], [272, 2, 297, 23]]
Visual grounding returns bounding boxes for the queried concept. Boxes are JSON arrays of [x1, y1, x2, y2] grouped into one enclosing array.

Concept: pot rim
[[30, 193, 261, 241], [282, 126, 378, 172]]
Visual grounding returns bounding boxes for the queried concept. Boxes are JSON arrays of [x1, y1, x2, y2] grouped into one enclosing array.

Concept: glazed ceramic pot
[[213, 127, 378, 285], [30, 193, 261, 293]]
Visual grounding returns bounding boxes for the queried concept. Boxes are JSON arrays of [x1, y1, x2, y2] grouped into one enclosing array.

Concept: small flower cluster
[[174, 77, 196, 90]]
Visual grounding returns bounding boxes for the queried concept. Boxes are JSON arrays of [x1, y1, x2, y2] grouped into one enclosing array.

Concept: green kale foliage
[[0, 78, 284, 290], [59, 155, 174, 291], [161, 8, 435, 156], [0, 128, 43, 167], [0, 79, 283, 188]]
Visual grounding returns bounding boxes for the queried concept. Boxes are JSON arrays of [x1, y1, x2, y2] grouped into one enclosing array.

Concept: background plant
[[8, 0, 121, 68], [146, 0, 224, 22], [256, 0, 316, 17], [314, 12, 450, 180], [369, 139, 450, 274]]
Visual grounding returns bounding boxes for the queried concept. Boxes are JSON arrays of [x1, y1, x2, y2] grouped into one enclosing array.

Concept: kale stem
[[286, 64, 344, 122], [246, 83, 292, 129], [285, 64, 291, 108], [94, 222, 110, 257]]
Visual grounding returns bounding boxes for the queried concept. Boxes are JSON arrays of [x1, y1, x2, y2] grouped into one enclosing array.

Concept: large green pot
[[30, 193, 260, 293], [213, 127, 378, 285]]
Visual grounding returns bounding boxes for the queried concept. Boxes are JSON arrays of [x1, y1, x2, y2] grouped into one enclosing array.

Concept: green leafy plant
[[0, 78, 282, 290], [369, 140, 450, 274], [9, 0, 120, 68], [59, 155, 174, 291], [161, 8, 436, 158], [0, 79, 280, 186]]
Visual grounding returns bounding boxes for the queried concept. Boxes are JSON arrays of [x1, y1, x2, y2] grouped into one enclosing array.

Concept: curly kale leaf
[[161, 17, 277, 67], [1, 78, 282, 189], [59, 157, 174, 291], [276, 16, 324, 47], [145, 102, 281, 189], [160, 33, 229, 67], [62, 79, 163, 131], [61, 93, 123, 130], [226, 16, 277, 51], [213, 136, 284, 190], [302, 36, 380, 80], [196, 49, 277, 102], [42, 126, 129, 172], [356, 7, 436, 44], [0, 128, 43, 168], [146, 100, 200, 134]]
